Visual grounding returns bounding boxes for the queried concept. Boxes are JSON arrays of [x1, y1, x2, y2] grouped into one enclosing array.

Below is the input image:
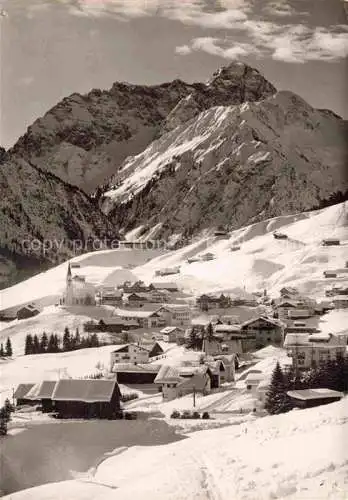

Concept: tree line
[[24, 327, 100, 355], [0, 338, 13, 357], [265, 356, 348, 415]]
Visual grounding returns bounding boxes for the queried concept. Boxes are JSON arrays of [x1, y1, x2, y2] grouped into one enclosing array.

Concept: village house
[[160, 326, 184, 343], [84, 318, 139, 333], [62, 264, 96, 306], [155, 267, 180, 277], [200, 252, 215, 261], [154, 365, 212, 401], [149, 282, 179, 293], [323, 271, 338, 279], [240, 316, 284, 350], [111, 363, 161, 385], [284, 333, 347, 371], [213, 355, 236, 382], [321, 238, 340, 246], [280, 287, 299, 298], [97, 287, 123, 306], [16, 304, 41, 320], [286, 389, 343, 409], [13, 383, 36, 406], [245, 371, 263, 395], [123, 292, 151, 308], [119, 281, 150, 293], [196, 294, 230, 311], [113, 307, 164, 328], [156, 304, 192, 327], [52, 379, 121, 419], [110, 344, 150, 366]]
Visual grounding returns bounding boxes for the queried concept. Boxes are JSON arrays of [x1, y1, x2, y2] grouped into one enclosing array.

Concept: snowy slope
[[133, 201, 348, 298], [1, 202, 347, 314], [6, 397, 348, 500]]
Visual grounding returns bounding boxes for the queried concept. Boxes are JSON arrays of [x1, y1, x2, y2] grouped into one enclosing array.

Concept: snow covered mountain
[[9, 63, 275, 193], [103, 88, 348, 240]]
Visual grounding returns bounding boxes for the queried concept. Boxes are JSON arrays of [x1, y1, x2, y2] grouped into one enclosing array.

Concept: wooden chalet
[[52, 379, 121, 419], [13, 383, 36, 406], [287, 389, 343, 409]]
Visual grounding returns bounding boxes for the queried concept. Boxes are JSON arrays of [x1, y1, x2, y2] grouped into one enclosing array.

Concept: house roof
[[245, 372, 263, 383], [112, 343, 149, 353], [154, 365, 182, 384], [112, 363, 161, 374], [14, 383, 35, 400], [114, 308, 160, 318], [214, 324, 241, 333], [157, 304, 190, 313], [177, 373, 209, 391], [160, 326, 183, 334], [18, 304, 40, 313], [26, 380, 57, 400], [287, 388, 344, 401], [52, 379, 118, 403], [241, 316, 281, 329], [150, 282, 178, 290]]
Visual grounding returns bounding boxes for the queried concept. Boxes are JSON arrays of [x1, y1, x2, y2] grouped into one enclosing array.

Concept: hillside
[[0, 155, 117, 289], [1, 202, 347, 314], [103, 90, 348, 239]]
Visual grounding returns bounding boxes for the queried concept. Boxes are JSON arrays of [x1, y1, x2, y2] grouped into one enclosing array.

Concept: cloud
[[175, 45, 192, 55], [176, 24, 348, 63]]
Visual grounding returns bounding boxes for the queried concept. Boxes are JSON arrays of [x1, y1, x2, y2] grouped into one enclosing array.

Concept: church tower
[[65, 263, 74, 306]]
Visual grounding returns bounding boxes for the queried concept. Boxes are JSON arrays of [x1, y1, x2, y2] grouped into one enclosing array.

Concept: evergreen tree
[[75, 328, 81, 348], [40, 332, 48, 353], [63, 327, 71, 351], [0, 406, 10, 423], [187, 327, 202, 350], [265, 362, 293, 415], [33, 335, 40, 354], [0, 344, 4, 357], [47, 334, 55, 353], [4, 398, 14, 417], [206, 322, 214, 342], [90, 333, 99, 348], [0, 414, 7, 436], [53, 334, 60, 352], [5, 337, 13, 357], [25, 334, 33, 355]]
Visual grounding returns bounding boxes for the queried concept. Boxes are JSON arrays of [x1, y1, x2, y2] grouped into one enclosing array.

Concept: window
[[247, 385, 252, 390]]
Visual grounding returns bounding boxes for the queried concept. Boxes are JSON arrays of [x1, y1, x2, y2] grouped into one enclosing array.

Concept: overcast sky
[[0, 0, 347, 148]]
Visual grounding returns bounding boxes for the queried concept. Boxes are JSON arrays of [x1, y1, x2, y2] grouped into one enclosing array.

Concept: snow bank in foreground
[[6, 397, 348, 500]]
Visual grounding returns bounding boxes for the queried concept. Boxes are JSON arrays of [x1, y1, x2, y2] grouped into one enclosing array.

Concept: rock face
[[103, 89, 348, 240], [10, 63, 276, 193], [0, 156, 116, 289]]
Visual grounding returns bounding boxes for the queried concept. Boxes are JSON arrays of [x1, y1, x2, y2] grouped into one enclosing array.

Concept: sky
[[0, 0, 347, 149]]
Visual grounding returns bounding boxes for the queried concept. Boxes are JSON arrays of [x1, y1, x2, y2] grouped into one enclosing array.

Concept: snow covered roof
[[160, 326, 183, 334], [245, 372, 263, 383], [177, 373, 209, 391], [114, 308, 160, 318], [287, 389, 343, 401], [154, 365, 182, 384], [241, 316, 280, 328], [112, 343, 149, 353], [13, 383, 35, 400], [112, 363, 160, 373], [215, 324, 241, 333], [26, 381, 57, 400], [52, 379, 118, 403], [150, 282, 178, 290]]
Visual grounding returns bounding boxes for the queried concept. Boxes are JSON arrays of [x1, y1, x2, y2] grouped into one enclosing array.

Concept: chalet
[[98, 287, 123, 306], [274, 300, 300, 320], [332, 295, 348, 309], [196, 294, 230, 311], [245, 371, 263, 394], [288, 308, 314, 320], [154, 365, 211, 401], [124, 292, 151, 307], [200, 252, 215, 261], [17, 304, 41, 320], [114, 308, 164, 328], [145, 341, 174, 358], [52, 379, 121, 419], [286, 389, 343, 409], [206, 359, 227, 388], [322, 239, 340, 246], [240, 317, 283, 350], [214, 230, 229, 238], [148, 289, 170, 303], [285, 324, 320, 336], [26, 380, 57, 412], [273, 231, 288, 240], [160, 326, 184, 343], [187, 257, 200, 263], [284, 333, 347, 371], [155, 267, 180, 277], [214, 355, 236, 382], [97, 318, 139, 333], [230, 245, 241, 252], [13, 383, 36, 406], [323, 271, 337, 278], [149, 282, 179, 293], [156, 304, 192, 327], [110, 344, 149, 366], [111, 363, 160, 384]]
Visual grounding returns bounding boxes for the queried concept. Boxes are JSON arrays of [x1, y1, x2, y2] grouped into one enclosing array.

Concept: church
[[62, 263, 96, 306]]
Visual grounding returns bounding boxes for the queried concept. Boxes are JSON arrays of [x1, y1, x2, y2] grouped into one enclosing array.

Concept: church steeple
[[67, 262, 72, 282]]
